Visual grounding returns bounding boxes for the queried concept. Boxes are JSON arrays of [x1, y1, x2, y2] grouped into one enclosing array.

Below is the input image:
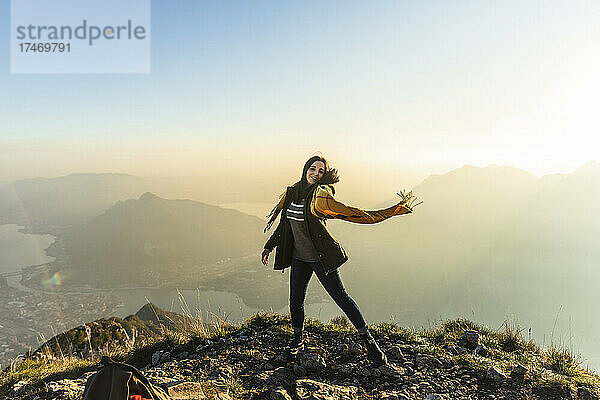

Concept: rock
[[349, 342, 362, 355], [214, 366, 232, 380], [415, 354, 443, 369], [271, 387, 293, 400], [276, 353, 288, 362], [294, 379, 358, 400], [215, 391, 232, 400], [45, 379, 85, 398], [340, 343, 351, 356], [474, 344, 488, 357], [486, 366, 507, 383], [459, 330, 480, 350], [80, 371, 96, 381], [298, 352, 326, 371], [293, 364, 307, 377], [425, 395, 445, 400], [177, 351, 190, 360], [377, 364, 404, 378], [265, 362, 274, 370], [533, 382, 573, 399], [577, 386, 599, 400], [255, 366, 293, 386], [388, 346, 404, 360], [340, 365, 353, 374], [167, 381, 206, 399], [161, 351, 171, 362], [152, 350, 163, 366], [12, 380, 28, 393], [447, 345, 464, 355], [510, 363, 527, 380]]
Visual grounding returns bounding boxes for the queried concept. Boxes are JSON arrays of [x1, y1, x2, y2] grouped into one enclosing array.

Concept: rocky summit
[[1, 306, 600, 400]]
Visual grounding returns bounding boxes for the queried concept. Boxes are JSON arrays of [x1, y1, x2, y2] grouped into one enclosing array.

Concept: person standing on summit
[[261, 154, 419, 365]]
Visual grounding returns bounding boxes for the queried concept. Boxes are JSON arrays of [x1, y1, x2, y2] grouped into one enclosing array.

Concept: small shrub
[[305, 318, 326, 330], [544, 346, 580, 377], [245, 312, 289, 327], [493, 319, 538, 354], [424, 326, 447, 345], [441, 318, 490, 336], [328, 316, 352, 332]]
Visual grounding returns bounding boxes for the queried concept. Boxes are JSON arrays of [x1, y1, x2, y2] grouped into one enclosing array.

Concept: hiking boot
[[361, 330, 387, 366], [286, 330, 304, 355]]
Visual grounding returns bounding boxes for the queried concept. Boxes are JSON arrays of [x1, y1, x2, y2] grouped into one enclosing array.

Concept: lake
[[0, 224, 55, 285]]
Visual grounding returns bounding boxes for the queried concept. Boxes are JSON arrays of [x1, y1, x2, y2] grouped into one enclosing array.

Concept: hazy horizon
[[1, 159, 597, 207]]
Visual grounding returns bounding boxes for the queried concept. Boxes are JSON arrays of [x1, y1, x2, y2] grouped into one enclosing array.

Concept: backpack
[[82, 355, 172, 400]]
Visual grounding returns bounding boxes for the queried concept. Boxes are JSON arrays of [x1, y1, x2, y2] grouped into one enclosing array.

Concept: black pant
[[289, 258, 367, 331]]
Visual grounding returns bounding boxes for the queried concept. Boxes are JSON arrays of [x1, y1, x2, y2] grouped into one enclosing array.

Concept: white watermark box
[[10, 0, 151, 74]]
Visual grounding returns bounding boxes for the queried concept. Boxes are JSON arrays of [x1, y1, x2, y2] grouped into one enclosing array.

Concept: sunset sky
[[1, 0, 599, 185]]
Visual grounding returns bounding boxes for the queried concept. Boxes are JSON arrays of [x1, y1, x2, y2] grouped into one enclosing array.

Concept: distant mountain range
[[0, 173, 275, 234], [46, 192, 266, 286], [0, 173, 147, 233]]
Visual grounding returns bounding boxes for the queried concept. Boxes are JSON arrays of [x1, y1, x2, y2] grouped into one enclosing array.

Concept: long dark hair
[[265, 155, 340, 232], [293, 155, 340, 202]]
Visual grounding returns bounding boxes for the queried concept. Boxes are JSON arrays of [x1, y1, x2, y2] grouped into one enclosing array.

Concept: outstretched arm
[[311, 185, 412, 224]]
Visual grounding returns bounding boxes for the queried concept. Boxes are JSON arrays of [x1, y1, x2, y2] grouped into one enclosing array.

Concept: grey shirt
[[286, 198, 320, 262]]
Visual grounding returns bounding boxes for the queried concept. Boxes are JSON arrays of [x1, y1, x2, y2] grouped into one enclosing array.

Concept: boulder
[[298, 352, 326, 372], [271, 387, 293, 400], [458, 331, 479, 350], [167, 382, 206, 399], [577, 386, 599, 400], [486, 366, 507, 383], [378, 363, 404, 378], [294, 379, 358, 400], [415, 354, 443, 369], [474, 344, 488, 357], [388, 346, 404, 360], [510, 363, 527, 380], [425, 395, 446, 400]]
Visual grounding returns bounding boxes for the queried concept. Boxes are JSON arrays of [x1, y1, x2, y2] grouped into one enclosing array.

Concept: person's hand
[[261, 248, 271, 266], [396, 190, 422, 213]]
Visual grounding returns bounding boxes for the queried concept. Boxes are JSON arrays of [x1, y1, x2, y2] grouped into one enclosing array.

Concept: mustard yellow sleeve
[[310, 185, 412, 224]]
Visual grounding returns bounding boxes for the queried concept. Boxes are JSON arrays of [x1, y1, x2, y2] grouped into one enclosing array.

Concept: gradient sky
[[1, 0, 599, 185]]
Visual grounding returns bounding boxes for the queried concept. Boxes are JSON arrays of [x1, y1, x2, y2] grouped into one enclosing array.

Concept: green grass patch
[[372, 322, 417, 342], [543, 346, 581, 377], [453, 353, 494, 373], [0, 357, 94, 397], [244, 312, 290, 328], [327, 316, 354, 333]]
